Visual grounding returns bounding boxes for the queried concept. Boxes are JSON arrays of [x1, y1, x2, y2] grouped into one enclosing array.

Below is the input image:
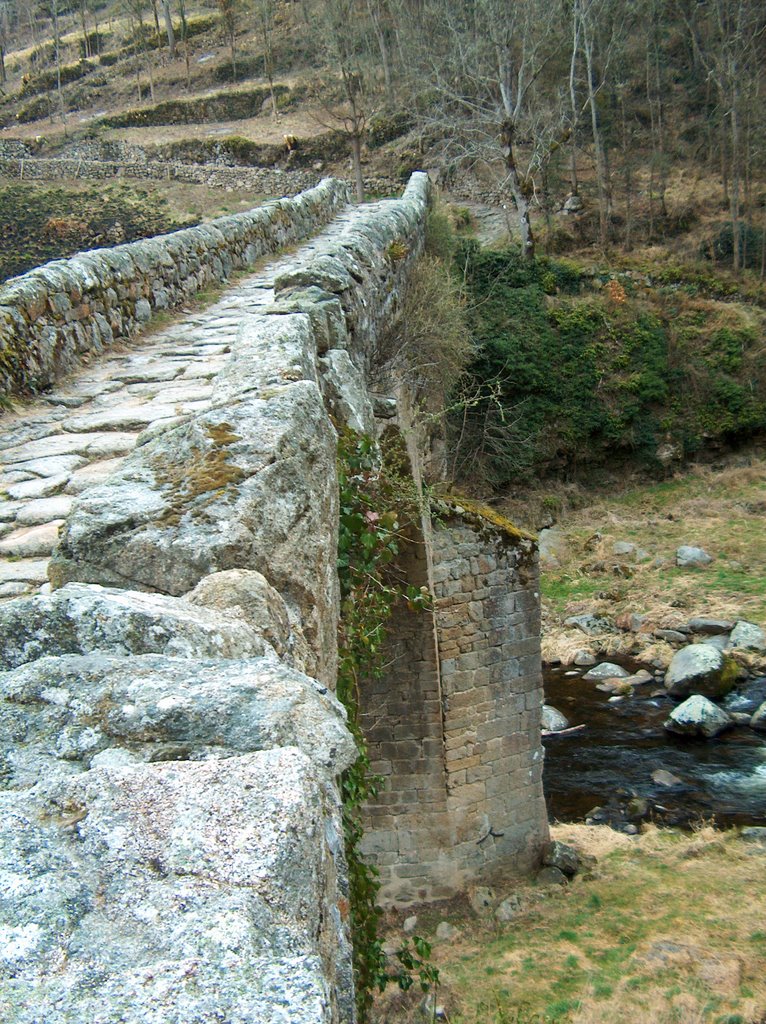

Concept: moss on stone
[[152, 421, 247, 526], [720, 655, 741, 694], [434, 495, 536, 546]]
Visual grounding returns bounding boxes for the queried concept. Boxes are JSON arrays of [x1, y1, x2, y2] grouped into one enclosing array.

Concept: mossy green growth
[[450, 243, 766, 486], [152, 422, 246, 526], [719, 655, 741, 695], [435, 496, 535, 547]]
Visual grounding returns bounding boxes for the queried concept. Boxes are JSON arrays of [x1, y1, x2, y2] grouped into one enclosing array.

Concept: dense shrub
[[449, 245, 766, 486]]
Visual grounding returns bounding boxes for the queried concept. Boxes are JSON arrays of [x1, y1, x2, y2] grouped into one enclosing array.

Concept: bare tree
[[255, 0, 277, 117], [0, 2, 10, 83], [49, 0, 66, 124], [574, 0, 622, 250], [162, 0, 174, 57], [314, 0, 377, 202], [217, 0, 239, 80], [400, 0, 561, 259], [680, 0, 765, 272]]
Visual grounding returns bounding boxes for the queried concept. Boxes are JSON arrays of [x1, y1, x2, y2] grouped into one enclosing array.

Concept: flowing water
[[543, 661, 766, 828]]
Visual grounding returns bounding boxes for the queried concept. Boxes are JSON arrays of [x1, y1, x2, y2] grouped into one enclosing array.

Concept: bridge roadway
[[0, 200, 368, 599]]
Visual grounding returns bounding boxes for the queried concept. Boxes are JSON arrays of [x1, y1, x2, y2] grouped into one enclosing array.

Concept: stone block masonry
[[360, 502, 549, 905], [0, 176, 350, 399]]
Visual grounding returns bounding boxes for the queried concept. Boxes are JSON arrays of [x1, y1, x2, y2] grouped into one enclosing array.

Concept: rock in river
[[542, 705, 570, 732], [582, 662, 630, 681], [665, 694, 732, 738], [664, 644, 735, 699]]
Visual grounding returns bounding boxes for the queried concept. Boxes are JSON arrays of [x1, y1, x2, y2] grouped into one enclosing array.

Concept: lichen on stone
[[152, 421, 247, 526]]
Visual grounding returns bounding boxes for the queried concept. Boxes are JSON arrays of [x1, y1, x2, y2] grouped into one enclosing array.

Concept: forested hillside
[[0, 0, 763, 269], [0, 0, 764, 477]]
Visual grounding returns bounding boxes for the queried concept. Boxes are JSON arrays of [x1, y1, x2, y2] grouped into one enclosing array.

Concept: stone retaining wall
[[0, 176, 349, 398], [0, 153, 403, 204], [0, 154, 323, 192]]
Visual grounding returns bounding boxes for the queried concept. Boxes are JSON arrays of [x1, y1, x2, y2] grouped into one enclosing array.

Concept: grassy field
[[374, 825, 766, 1024]]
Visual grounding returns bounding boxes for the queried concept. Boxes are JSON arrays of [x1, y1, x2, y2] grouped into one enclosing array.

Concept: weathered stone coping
[[432, 496, 538, 548], [0, 176, 350, 399]]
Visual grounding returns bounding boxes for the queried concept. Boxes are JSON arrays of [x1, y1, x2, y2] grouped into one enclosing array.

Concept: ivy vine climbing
[[336, 427, 439, 1022]]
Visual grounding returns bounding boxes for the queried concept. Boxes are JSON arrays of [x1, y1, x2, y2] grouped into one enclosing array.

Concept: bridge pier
[[360, 501, 549, 905]]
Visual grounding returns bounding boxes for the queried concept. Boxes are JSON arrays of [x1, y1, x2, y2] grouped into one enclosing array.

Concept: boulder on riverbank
[[729, 621, 766, 652]]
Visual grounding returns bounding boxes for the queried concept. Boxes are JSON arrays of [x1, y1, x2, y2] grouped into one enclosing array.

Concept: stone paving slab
[[0, 202, 368, 599]]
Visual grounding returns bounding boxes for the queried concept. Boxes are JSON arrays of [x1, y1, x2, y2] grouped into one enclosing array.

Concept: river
[[543, 660, 766, 828]]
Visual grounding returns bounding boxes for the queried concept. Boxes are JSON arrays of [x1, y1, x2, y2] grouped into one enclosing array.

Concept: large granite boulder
[[0, 652, 354, 787], [664, 694, 732, 738], [0, 647, 357, 1023], [49, 383, 339, 686], [664, 644, 735, 699], [0, 749, 354, 1024]]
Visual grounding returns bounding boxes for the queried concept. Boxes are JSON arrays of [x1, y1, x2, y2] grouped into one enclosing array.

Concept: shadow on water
[[542, 658, 766, 828]]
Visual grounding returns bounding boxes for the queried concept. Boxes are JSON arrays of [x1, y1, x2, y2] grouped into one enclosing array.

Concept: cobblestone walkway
[[0, 202, 367, 599]]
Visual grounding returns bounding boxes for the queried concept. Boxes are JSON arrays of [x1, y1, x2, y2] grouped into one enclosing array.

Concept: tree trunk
[[149, 0, 161, 47], [79, 0, 90, 57], [582, 22, 609, 250], [178, 0, 190, 87], [729, 87, 741, 274], [502, 121, 535, 260], [162, 0, 175, 57], [367, 0, 393, 104], [351, 133, 364, 203], [52, 2, 66, 126], [569, 8, 580, 195]]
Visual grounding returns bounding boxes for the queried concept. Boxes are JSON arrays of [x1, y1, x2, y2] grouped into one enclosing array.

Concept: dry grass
[[512, 450, 766, 667], [376, 825, 766, 1024]]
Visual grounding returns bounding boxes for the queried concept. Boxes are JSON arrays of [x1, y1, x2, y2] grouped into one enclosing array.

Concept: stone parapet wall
[[0, 174, 433, 1023], [0, 176, 349, 398]]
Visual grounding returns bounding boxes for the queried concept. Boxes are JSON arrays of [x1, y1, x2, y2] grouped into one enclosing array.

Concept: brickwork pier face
[[360, 509, 549, 905]]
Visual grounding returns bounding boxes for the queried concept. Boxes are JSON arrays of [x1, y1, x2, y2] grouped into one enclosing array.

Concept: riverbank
[[498, 448, 766, 673], [374, 824, 766, 1023]]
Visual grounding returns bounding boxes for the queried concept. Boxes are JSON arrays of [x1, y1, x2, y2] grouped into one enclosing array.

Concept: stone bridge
[[0, 175, 548, 1022]]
